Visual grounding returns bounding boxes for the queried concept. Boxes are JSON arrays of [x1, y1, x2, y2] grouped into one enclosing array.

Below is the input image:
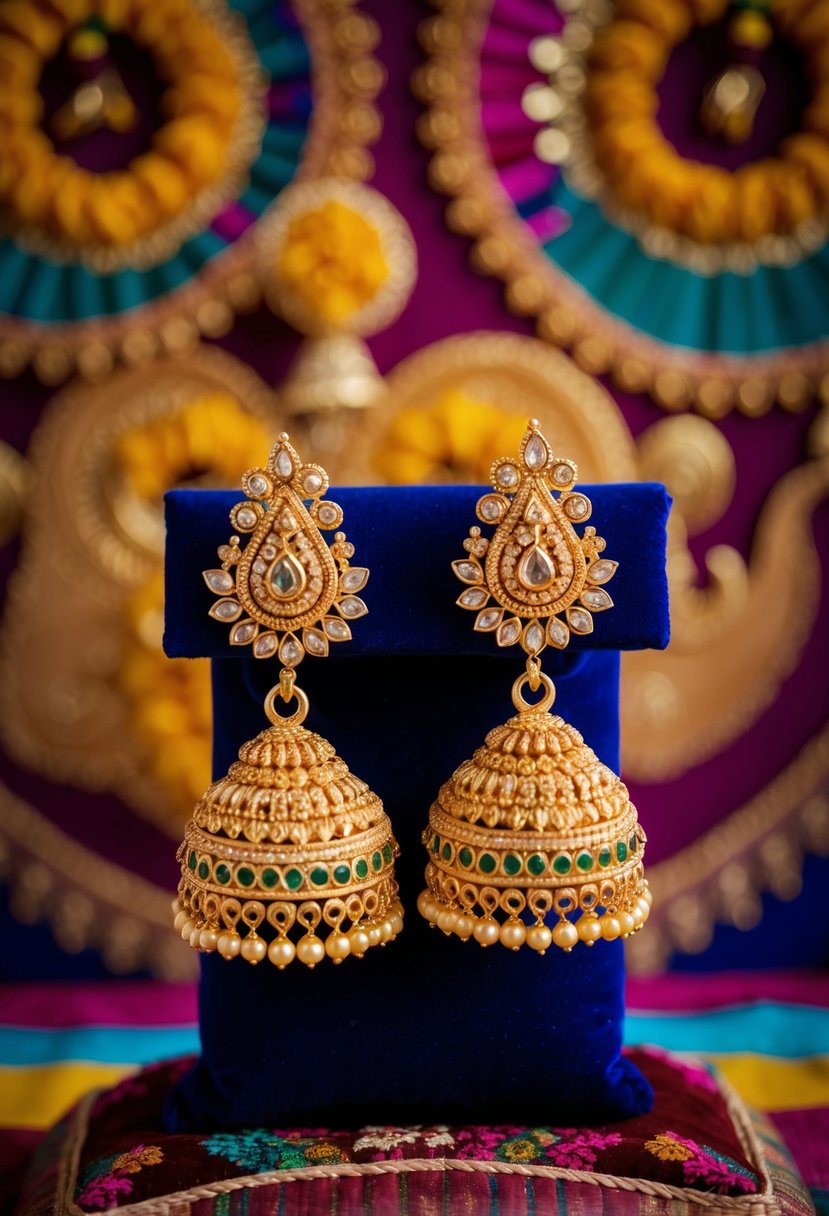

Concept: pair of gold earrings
[[173, 422, 651, 968]]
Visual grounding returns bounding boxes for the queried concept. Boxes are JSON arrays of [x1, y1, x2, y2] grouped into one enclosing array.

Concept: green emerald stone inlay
[[284, 868, 303, 890], [188, 851, 197, 871], [261, 868, 278, 889], [617, 841, 628, 862], [576, 851, 593, 873], [598, 846, 612, 867], [630, 834, 638, 851], [527, 854, 546, 876], [479, 853, 497, 874], [442, 842, 453, 862], [371, 851, 383, 872], [459, 847, 473, 868], [503, 854, 522, 876], [431, 834, 440, 853], [382, 843, 393, 865], [553, 854, 572, 876], [197, 860, 210, 880], [355, 859, 369, 880], [215, 863, 231, 885], [237, 866, 255, 887], [310, 867, 328, 887], [334, 864, 351, 885]]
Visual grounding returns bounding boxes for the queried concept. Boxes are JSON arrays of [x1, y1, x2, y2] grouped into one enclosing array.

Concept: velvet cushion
[[162, 484, 670, 1130], [17, 1050, 814, 1216]]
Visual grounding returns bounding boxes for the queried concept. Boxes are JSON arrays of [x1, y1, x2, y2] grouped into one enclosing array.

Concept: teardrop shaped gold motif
[[484, 472, 586, 617]]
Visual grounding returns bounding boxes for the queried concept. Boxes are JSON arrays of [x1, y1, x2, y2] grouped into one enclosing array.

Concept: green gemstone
[[197, 860, 210, 880], [616, 841, 628, 863], [479, 853, 497, 874], [310, 867, 328, 887], [382, 843, 393, 865], [215, 863, 231, 885], [237, 866, 255, 887], [527, 854, 546, 876], [553, 854, 572, 876], [371, 851, 382, 872], [334, 864, 351, 885], [459, 847, 473, 868], [503, 854, 522, 876], [431, 834, 440, 854], [629, 833, 637, 852], [598, 846, 612, 868], [355, 859, 368, 880], [284, 868, 303, 890], [261, 868, 278, 889], [442, 842, 453, 862], [188, 851, 197, 871], [576, 851, 593, 873]]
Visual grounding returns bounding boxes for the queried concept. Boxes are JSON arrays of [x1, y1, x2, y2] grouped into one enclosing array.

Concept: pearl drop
[[325, 933, 351, 961], [367, 924, 382, 947], [637, 898, 651, 923], [199, 928, 219, 951], [180, 919, 194, 940], [437, 909, 457, 935], [268, 938, 295, 968], [454, 914, 474, 940], [599, 915, 621, 941], [473, 919, 500, 946], [417, 890, 439, 923], [218, 932, 241, 959], [173, 910, 188, 932], [297, 937, 325, 967], [618, 911, 635, 936], [389, 910, 404, 935], [527, 924, 553, 953], [349, 927, 371, 956], [632, 905, 644, 929], [552, 921, 579, 951], [643, 886, 653, 906], [241, 936, 267, 963], [378, 919, 394, 943], [189, 927, 202, 949], [500, 920, 527, 950], [577, 916, 602, 944]]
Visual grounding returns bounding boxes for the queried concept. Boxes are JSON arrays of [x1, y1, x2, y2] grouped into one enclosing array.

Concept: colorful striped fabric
[[1, 974, 828, 1193]]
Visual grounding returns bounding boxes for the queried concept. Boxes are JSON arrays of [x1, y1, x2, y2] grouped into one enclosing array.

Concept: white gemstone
[[275, 449, 293, 478], [303, 470, 323, 493], [588, 560, 617, 584], [231, 621, 257, 644], [279, 512, 296, 531], [518, 544, 555, 589], [324, 617, 351, 641], [279, 635, 303, 666], [262, 545, 276, 560], [339, 596, 367, 619], [341, 567, 369, 592], [475, 607, 503, 631], [567, 607, 593, 634], [253, 559, 266, 574], [496, 463, 519, 488], [479, 497, 504, 521], [524, 497, 550, 523], [303, 628, 328, 656], [453, 560, 482, 584], [236, 507, 257, 530], [582, 588, 612, 610], [211, 599, 242, 621], [553, 463, 573, 485], [524, 434, 548, 470], [497, 618, 521, 646], [253, 633, 277, 658], [248, 474, 269, 496], [548, 618, 569, 648], [524, 622, 545, 653], [565, 495, 588, 519], [204, 569, 233, 593], [318, 504, 339, 526], [458, 587, 487, 609]]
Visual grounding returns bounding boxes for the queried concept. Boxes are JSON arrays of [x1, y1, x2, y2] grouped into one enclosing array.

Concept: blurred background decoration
[[0, 0, 827, 983]]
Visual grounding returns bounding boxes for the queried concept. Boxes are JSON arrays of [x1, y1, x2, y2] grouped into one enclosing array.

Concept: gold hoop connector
[[279, 666, 295, 702], [511, 670, 556, 714], [526, 656, 541, 691], [264, 682, 310, 728]]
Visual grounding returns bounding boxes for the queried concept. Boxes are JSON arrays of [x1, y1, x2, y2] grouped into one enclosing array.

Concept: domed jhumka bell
[[418, 421, 650, 952], [174, 435, 402, 968]]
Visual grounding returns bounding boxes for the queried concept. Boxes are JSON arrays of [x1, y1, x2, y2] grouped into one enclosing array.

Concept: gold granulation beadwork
[[175, 434, 403, 968], [418, 420, 650, 952]]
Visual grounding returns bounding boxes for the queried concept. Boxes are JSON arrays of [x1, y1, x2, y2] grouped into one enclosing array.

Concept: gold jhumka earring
[[418, 421, 650, 953], [174, 434, 402, 968]]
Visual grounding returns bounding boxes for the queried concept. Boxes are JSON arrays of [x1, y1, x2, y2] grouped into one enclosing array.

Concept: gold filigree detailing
[[418, 421, 649, 952]]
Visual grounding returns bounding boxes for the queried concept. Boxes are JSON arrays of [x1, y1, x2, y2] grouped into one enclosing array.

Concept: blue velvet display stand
[[163, 483, 670, 1131]]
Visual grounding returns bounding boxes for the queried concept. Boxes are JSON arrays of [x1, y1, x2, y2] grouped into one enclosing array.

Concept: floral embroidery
[[112, 1146, 164, 1174], [646, 1133, 695, 1162], [202, 1129, 346, 1172], [544, 1130, 623, 1170], [453, 1127, 620, 1170], [353, 1126, 455, 1158], [646, 1131, 758, 1192], [76, 1144, 164, 1210]]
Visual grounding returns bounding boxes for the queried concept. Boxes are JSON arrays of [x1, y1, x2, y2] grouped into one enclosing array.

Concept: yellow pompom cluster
[[276, 200, 390, 327], [0, 0, 246, 250], [585, 0, 829, 245]]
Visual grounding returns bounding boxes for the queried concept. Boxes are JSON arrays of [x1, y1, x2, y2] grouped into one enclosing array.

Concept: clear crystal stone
[[303, 470, 323, 493], [553, 463, 573, 485], [304, 629, 328, 656], [262, 545, 276, 560], [253, 633, 277, 658], [248, 473, 269, 496], [453, 560, 482, 584], [518, 544, 555, 589], [279, 512, 296, 531], [204, 569, 233, 593], [236, 507, 257, 530], [270, 551, 305, 597], [568, 608, 593, 634], [479, 497, 503, 521], [496, 463, 519, 488], [459, 587, 487, 608], [524, 497, 550, 523], [339, 596, 367, 618], [232, 621, 256, 644], [279, 635, 303, 666], [324, 618, 351, 641], [524, 434, 548, 470], [565, 496, 588, 519], [253, 559, 266, 574], [475, 607, 503, 631], [582, 589, 612, 610], [318, 504, 338, 525], [341, 567, 368, 592], [497, 618, 521, 646], [275, 449, 293, 478], [211, 599, 241, 621], [524, 622, 544, 652], [588, 560, 617, 584], [548, 618, 569, 648]]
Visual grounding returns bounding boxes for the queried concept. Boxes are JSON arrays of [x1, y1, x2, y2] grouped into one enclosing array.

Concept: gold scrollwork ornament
[[175, 433, 403, 968], [417, 420, 650, 952]]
